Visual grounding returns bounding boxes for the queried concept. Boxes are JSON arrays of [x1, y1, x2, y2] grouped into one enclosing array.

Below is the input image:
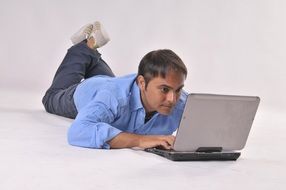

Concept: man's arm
[[108, 132, 175, 149], [69, 91, 175, 149], [68, 94, 122, 149]]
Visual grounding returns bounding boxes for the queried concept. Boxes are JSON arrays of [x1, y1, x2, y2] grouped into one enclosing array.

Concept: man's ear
[[136, 75, 146, 90]]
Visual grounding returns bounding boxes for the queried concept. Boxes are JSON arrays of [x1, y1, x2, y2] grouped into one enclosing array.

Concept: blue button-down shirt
[[68, 74, 188, 149]]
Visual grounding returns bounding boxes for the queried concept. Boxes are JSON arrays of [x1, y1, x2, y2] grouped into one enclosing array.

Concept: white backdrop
[[0, 0, 285, 112]]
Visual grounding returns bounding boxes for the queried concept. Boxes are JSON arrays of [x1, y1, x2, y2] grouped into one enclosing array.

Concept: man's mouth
[[161, 104, 173, 109]]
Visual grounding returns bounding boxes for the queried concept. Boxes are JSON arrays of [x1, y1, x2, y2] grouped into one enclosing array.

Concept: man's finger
[[165, 136, 175, 146], [160, 141, 172, 150]]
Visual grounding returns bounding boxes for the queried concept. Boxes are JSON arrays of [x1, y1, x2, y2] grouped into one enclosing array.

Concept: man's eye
[[176, 88, 182, 94], [161, 87, 169, 93]]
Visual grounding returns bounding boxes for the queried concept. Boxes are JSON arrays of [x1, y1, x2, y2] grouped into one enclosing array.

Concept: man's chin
[[158, 106, 173, 115]]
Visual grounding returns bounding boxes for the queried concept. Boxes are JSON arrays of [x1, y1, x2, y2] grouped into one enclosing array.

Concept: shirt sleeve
[[67, 91, 122, 149]]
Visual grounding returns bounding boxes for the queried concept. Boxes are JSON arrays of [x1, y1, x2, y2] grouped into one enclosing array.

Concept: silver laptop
[[145, 93, 260, 161]]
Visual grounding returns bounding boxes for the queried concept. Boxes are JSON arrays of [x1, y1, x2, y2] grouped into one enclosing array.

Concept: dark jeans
[[42, 41, 115, 119]]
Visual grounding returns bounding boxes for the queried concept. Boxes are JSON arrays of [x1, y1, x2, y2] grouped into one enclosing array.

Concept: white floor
[[0, 89, 285, 190]]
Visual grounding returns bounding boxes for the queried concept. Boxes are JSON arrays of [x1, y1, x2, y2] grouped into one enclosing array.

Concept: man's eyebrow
[[158, 84, 184, 90]]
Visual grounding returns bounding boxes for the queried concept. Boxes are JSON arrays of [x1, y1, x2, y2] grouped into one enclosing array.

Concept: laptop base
[[145, 148, 241, 161]]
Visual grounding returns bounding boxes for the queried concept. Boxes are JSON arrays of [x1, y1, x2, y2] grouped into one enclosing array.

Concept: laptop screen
[[173, 94, 260, 152]]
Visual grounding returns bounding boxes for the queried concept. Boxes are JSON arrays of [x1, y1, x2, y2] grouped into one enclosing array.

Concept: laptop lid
[[173, 93, 260, 152]]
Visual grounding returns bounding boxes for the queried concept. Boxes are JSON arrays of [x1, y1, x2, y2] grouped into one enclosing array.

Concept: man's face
[[137, 70, 185, 115]]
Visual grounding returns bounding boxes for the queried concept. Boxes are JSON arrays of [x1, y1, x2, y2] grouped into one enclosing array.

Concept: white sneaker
[[70, 23, 93, 45], [89, 21, 110, 48]]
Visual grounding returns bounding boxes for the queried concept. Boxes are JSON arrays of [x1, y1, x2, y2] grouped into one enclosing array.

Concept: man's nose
[[166, 91, 176, 104]]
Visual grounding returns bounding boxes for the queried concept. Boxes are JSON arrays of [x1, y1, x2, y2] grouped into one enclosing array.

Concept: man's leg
[[85, 49, 115, 78], [42, 22, 114, 119]]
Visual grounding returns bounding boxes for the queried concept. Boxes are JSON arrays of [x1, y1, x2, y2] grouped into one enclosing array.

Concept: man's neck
[[144, 111, 157, 123]]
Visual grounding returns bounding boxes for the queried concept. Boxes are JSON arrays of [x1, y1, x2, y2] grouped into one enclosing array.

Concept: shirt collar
[[130, 79, 144, 112]]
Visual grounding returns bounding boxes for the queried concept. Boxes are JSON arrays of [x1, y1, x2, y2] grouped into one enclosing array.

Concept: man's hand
[[138, 135, 175, 149], [108, 132, 175, 150]]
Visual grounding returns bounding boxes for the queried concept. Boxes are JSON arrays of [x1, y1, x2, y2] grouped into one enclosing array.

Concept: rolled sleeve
[[68, 91, 122, 149]]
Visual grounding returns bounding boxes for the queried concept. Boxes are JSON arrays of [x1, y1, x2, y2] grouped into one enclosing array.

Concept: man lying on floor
[[42, 21, 188, 149]]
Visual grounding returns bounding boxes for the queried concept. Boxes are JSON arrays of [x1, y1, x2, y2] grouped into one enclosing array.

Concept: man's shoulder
[[115, 73, 137, 81], [87, 73, 136, 82], [178, 90, 188, 106], [83, 73, 137, 99], [81, 74, 136, 86], [107, 74, 137, 92]]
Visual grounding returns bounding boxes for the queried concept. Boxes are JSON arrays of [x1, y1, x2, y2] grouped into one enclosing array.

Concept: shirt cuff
[[100, 126, 122, 149]]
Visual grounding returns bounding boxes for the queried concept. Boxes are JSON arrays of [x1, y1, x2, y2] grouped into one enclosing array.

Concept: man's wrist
[[108, 132, 143, 149]]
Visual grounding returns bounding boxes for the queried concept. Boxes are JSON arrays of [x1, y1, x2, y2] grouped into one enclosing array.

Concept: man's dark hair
[[137, 49, 187, 87]]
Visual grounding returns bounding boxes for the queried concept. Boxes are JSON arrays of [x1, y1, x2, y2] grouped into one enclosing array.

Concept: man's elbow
[[67, 129, 109, 149]]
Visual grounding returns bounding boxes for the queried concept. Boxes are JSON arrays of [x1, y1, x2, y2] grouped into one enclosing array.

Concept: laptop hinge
[[196, 147, 223, 153]]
